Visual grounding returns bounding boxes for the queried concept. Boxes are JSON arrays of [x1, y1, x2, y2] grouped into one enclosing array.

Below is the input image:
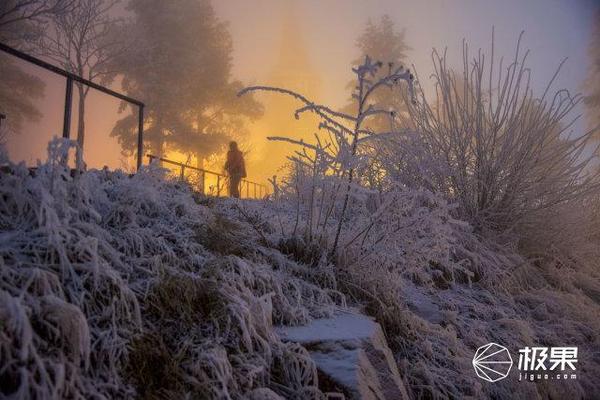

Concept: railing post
[[254, 183, 257, 199], [246, 181, 249, 198], [0, 43, 146, 169], [217, 175, 221, 197], [63, 77, 73, 139], [137, 105, 144, 170], [180, 165, 185, 181], [201, 171, 205, 195]]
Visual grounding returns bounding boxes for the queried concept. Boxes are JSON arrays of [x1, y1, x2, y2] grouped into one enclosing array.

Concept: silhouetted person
[[224, 141, 246, 198]]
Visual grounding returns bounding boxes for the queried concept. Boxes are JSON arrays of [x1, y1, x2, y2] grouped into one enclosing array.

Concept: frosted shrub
[[237, 56, 509, 284], [402, 33, 600, 255], [239, 56, 415, 259]]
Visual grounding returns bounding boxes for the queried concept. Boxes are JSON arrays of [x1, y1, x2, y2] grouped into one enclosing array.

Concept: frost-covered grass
[[2, 136, 600, 399], [0, 139, 346, 399]]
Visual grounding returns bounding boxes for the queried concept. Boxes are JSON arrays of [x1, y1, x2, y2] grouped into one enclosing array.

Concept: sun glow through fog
[[2, 0, 595, 189]]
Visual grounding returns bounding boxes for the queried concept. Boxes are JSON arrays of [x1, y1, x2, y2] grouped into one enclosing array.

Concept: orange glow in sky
[[3, 0, 596, 186]]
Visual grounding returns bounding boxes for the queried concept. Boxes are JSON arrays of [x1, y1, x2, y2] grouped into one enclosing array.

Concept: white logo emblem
[[472, 343, 513, 382]]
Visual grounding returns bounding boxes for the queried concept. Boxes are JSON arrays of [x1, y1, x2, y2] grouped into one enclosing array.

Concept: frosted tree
[[111, 0, 263, 166], [35, 0, 125, 150], [240, 56, 414, 257], [0, 0, 72, 30], [0, 58, 44, 135], [0, 1, 49, 140], [338, 16, 413, 190], [343, 15, 412, 131]]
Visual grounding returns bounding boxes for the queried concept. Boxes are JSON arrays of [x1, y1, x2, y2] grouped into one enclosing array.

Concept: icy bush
[[240, 56, 415, 259], [0, 138, 345, 399], [402, 33, 600, 257]]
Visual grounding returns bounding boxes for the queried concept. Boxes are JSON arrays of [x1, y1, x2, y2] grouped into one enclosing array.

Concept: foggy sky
[[5, 0, 599, 178], [216, 0, 597, 110]]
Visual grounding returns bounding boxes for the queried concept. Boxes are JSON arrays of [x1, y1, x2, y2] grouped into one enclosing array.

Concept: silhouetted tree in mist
[[35, 0, 126, 150], [344, 15, 412, 132], [0, 1, 51, 140], [111, 0, 262, 166], [0, 0, 73, 32], [342, 15, 412, 189], [0, 58, 44, 137]]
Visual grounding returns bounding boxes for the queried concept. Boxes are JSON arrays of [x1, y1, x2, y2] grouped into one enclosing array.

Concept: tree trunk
[[70, 84, 87, 171], [76, 84, 86, 149], [155, 113, 164, 158], [196, 156, 205, 193]]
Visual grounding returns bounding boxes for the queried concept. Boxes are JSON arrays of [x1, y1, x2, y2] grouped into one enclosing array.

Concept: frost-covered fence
[[147, 154, 268, 199]]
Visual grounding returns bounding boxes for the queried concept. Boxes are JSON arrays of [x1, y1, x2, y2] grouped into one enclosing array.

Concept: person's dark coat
[[225, 148, 246, 178]]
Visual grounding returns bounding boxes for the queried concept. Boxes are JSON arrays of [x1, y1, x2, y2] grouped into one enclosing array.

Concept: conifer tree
[[344, 15, 412, 131], [111, 0, 263, 164]]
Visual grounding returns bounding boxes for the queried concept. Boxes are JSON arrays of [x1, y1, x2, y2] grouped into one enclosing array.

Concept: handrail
[[0, 42, 143, 106], [148, 155, 225, 177], [147, 154, 267, 198], [0, 42, 145, 169]]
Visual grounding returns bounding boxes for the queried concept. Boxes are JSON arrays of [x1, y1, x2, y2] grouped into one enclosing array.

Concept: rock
[[275, 312, 409, 400], [402, 283, 444, 325]]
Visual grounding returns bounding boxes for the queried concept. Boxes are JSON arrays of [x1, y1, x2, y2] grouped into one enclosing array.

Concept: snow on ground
[[276, 311, 409, 399], [275, 312, 375, 393], [276, 311, 377, 344], [276, 313, 370, 393]]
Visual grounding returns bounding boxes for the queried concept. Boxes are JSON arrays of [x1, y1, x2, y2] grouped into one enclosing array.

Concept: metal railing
[[147, 155, 267, 199], [0, 42, 145, 169]]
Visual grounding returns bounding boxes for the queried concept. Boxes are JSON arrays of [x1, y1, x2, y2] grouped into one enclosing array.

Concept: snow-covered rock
[[275, 311, 409, 400]]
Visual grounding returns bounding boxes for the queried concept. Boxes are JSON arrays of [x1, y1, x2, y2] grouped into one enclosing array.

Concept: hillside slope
[[1, 140, 600, 399]]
